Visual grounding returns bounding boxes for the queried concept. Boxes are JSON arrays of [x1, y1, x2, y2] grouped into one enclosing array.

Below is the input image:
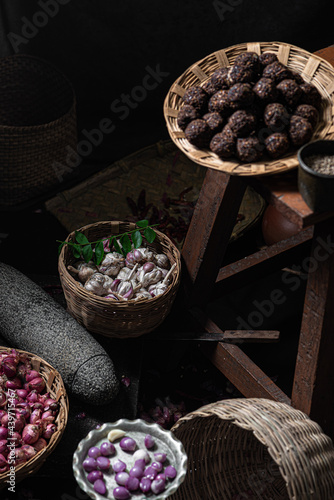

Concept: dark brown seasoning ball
[[177, 105, 200, 131], [288, 115, 313, 146], [236, 136, 263, 162], [276, 79, 302, 108], [258, 52, 278, 69], [210, 67, 230, 91], [228, 83, 254, 109], [228, 64, 256, 86], [228, 109, 257, 138], [299, 82, 322, 109], [234, 52, 260, 73], [262, 61, 293, 83], [294, 104, 319, 129], [182, 86, 209, 113], [185, 119, 212, 148], [264, 103, 290, 131], [208, 89, 232, 116], [210, 125, 236, 158], [203, 112, 224, 134], [265, 132, 290, 158], [253, 77, 278, 104], [201, 78, 219, 96], [290, 70, 305, 85]]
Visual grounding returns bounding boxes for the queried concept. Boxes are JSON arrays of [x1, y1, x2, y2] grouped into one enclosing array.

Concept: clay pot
[[262, 205, 300, 245]]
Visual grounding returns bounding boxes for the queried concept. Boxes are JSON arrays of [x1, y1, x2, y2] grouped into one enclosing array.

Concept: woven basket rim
[[0, 53, 76, 131], [164, 40, 334, 177], [0, 101, 77, 133], [171, 398, 334, 499], [0, 346, 69, 485]]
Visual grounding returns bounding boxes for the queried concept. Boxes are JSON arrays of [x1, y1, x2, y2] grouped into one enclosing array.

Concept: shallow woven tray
[[164, 41, 334, 176], [170, 398, 334, 500], [0, 347, 69, 489], [58, 220, 181, 338], [46, 140, 265, 249], [0, 54, 77, 209]]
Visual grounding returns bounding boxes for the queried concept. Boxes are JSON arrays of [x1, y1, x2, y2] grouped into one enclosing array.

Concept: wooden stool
[[181, 46, 334, 440]]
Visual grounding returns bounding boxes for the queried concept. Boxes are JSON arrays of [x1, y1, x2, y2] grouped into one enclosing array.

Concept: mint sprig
[[57, 220, 158, 265]]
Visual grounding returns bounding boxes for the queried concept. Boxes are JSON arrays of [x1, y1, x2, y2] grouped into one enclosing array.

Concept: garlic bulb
[[148, 281, 168, 297], [117, 281, 134, 299], [138, 268, 162, 288], [116, 267, 132, 280], [138, 248, 155, 262], [133, 288, 152, 300], [136, 262, 156, 283], [112, 264, 139, 299], [68, 261, 97, 283], [98, 252, 125, 277], [101, 237, 111, 253], [148, 263, 177, 297], [102, 263, 124, 277], [154, 253, 170, 269], [84, 273, 109, 296], [102, 276, 114, 293], [157, 267, 168, 279]]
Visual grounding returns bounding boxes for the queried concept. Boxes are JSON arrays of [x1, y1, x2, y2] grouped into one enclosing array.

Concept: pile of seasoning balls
[[177, 51, 323, 162]]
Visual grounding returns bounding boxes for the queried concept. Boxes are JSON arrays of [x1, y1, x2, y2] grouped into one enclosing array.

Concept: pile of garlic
[[67, 244, 176, 301]]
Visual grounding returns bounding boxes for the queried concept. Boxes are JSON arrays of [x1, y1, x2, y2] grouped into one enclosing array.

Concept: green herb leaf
[[144, 227, 156, 243], [72, 244, 82, 259], [120, 234, 132, 254], [136, 219, 149, 228], [95, 241, 104, 265], [132, 230, 143, 248], [82, 244, 93, 263], [75, 231, 89, 245], [58, 241, 65, 256], [113, 237, 123, 256]]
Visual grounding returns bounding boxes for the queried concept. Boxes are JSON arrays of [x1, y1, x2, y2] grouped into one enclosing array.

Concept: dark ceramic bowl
[[298, 140, 334, 213]]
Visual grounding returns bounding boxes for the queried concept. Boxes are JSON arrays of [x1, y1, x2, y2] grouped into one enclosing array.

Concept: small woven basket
[[0, 54, 77, 209], [58, 220, 181, 338], [164, 41, 334, 176], [170, 398, 334, 500], [0, 347, 69, 489]]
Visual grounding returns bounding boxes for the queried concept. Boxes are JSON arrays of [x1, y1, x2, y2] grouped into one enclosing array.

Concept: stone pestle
[[0, 262, 119, 405]]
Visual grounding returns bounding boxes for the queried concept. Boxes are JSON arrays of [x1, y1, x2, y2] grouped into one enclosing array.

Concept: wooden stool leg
[[202, 341, 291, 404], [291, 218, 334, 439], [182, 168, 246, 305], [181, 168, 289, 404]]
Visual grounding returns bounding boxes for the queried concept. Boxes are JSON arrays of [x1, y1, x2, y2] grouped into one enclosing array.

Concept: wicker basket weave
[[0, 54, 77, 209], [0, 347, 69, 489], [164, 41, 334, 176], [58, 220, 181, 338], [170, 398, 334, 500]]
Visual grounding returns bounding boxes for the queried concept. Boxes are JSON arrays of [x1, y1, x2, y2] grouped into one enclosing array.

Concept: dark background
[[1, 0, 333, 182], [0, 2, 331, 498]]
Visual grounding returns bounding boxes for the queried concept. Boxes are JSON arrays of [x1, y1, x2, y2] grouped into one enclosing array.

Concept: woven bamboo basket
[[170, 398, 334, 500], [0, 347, 69, 489], [164, 41, 334, 176], [58, 220, 181, 338], [0, 54, 77, 209]]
